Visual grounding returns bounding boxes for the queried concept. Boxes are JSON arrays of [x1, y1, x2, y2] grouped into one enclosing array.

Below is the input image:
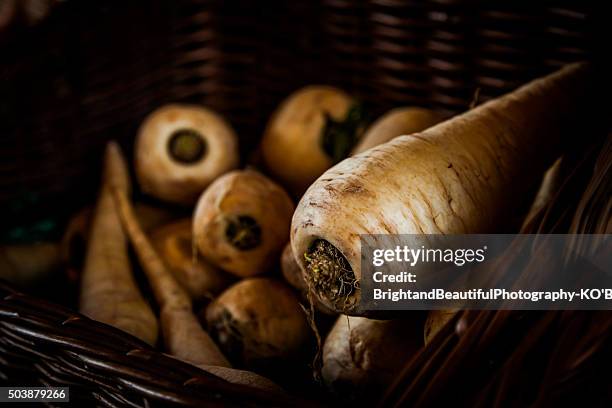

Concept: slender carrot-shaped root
[[112, 166, 230, 367], [79, 142, 158, 345]]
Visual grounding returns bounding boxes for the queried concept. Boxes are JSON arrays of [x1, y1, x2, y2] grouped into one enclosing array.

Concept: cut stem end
[[304, 239, 358, 312], [167, 128, 207, 164], [225, 215, 262, 251]]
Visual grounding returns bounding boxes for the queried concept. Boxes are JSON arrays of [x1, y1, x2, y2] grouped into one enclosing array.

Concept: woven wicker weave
[[0, 281, 306, 407], [0, 0, 601, 406]]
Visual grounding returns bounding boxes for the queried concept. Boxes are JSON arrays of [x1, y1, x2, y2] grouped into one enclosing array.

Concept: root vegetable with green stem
[[261, 86, 369, 196]]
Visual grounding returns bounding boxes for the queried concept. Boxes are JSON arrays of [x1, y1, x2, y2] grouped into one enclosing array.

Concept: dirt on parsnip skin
[[205, 278, 311, 369], [322, 315, 424, 402]]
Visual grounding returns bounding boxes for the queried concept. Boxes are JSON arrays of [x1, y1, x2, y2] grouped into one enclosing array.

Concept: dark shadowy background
[[0, 0, 606, 242]]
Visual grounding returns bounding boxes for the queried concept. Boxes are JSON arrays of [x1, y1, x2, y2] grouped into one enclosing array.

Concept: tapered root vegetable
[[261, 86, 368, 195], [521, 158, 563, 231], [281, 243, 335, 315], [150, 219, 233, 300], [424, 310, 457, 345], [193, 170, 294, 277], [112, 168, 230, 368], [135, 104, 239, 205], [205, 278, 311, 367], [322, 316, 422, 400], [351, 107, 440, 154], [196, 365, 285, 393], [292, 63, 593, 314], [79, 142, 158, 346], [62, 203, 178, 280]]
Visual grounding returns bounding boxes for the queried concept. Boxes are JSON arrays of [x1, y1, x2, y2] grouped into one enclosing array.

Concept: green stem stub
[[304, 239, 358, 310], [321, 103, 370, 163], [167, 128, 207, 164], [225, 215, 262, 251]]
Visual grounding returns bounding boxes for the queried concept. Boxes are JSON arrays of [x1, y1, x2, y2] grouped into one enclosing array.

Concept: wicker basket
[[0, 0, 602, 406]]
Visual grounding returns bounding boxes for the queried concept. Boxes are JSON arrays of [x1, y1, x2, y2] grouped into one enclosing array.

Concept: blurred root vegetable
[[193, 170, 294, 277], [0, 0, 16, 31], [351, 107, 440, 154], [0, 242, 59, 287], [135, 104, 239, 205], [522, 158, 563, 231], [112, 183, 230, 368], [79, 142, 158, 346], [424, 310, 457, 345], [150, 219, 233, 300], [291, 63, 594, 314], [205, 278, 311, 367], [322, 316, 422, 401], [196, 365, 285, 394], [61, 202, 179, 280], [281, 243, 335, 315], [261, 86, 369, 196]]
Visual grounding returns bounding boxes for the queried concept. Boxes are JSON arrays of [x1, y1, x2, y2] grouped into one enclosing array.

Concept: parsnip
[[261, 86, 366, 196], [150, 219, 233, 300], [322, 316, 422, 401], [351, 107, 440, 154], [112, 184, 230, 368], [205, 278, 311, 367], [424, 310, 457, 345], [135, 104, 239, 205], [79, 142, 158, 346], [193, 170, 294, 277], [292, 63, 593, 314]]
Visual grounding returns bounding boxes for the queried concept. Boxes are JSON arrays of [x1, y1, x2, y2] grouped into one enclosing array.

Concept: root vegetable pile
[[135, 104, 239, 205], [291, 63, 593, 314], [193, 169, 294, 277], [112, 183, 230, 368], [59, 60, 600, 404]]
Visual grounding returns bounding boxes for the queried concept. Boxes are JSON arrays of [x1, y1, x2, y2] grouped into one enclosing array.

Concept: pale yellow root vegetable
[[521, 157, 563, 231], [291, 63, 593, 314], [261, 86, 366, 196], [0, 242, 60, 287], [193, 170, 294, 277], [351, 107, 441, 154], [281, 243, 335, 315], [196, 365, 285, 393], [135, 104, 239, 205], [61, 202, 177, 277], [150, 219, 233, 300], [112, 184, 230, 368], [322, 316, 422, 401], [79, 142, 158, 346], [205, 278, 311, 367], [424, 310, 457, 345]]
